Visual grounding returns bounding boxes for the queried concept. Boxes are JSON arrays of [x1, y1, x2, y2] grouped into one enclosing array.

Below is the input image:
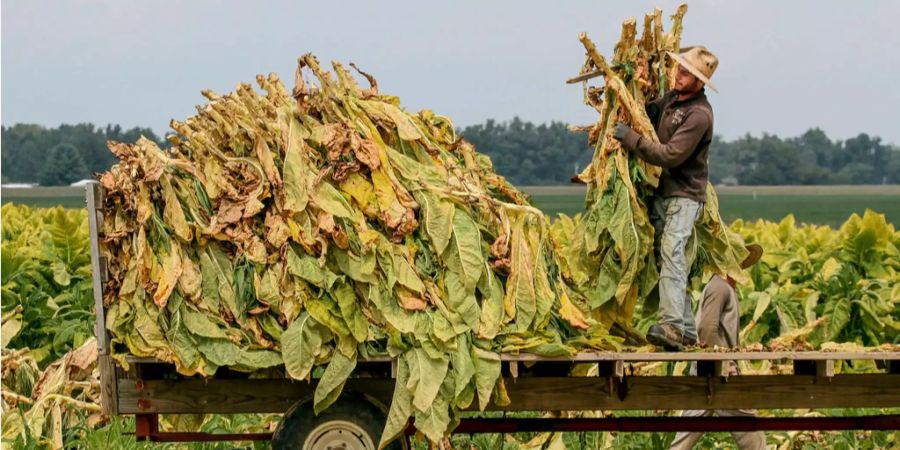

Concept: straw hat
[[667, 46, 719, 92], [740, 244, 763, 269]]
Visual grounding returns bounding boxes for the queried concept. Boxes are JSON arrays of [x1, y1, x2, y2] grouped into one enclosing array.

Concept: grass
[[522, 185, 900, 227], [2, 187, 87, 209], [4, 185, 898, 227]]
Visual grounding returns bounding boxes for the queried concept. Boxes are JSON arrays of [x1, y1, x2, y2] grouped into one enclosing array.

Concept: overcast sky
[[3, 0, 899, 144]]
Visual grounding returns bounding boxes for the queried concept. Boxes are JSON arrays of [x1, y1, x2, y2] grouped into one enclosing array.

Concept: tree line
[[1, 123, 166, 186], [462, 118, 900, 186], [2, 120, 898, 186]]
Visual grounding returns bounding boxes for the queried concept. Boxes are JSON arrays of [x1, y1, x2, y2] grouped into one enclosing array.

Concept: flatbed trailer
[[85, 183, 900, 448]]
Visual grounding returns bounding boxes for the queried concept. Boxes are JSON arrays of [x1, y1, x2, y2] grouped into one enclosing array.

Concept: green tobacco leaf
[[825, 296, 852, 341], [360, 100, 423, 141], [393, 253, 425, 294], [314, 349, 357, 414], [51, 261, 71, 287], [445, 270, 480, 330], [162, 178, 192, 241], [532, 240, 556, 329], [196, 338, 281, 369], [332, 280, 369, 343], [182, 308, 229, 339], [418, 192, 455, 255], [282, 117, 310, 212], [839, 209, 893, 277], [1, 315, 22, 349], [411, 347, 450, 412], [255, 265, 281, 306], [199, 251, 222, 312], [476, 265, 505, 339], [313, 182, 355, 219], [332, 249, 378, 284], [749, 291, 772, 324], [201, 245, 240, 320], [368, 285, 417, 334], [178, 251, 203, 301], [443, 210, 483, 293], [504, 217, 537, 329], [413, 371, 454, 443], [450, 334, 476, 407], [379, 352, 414, 449], [306, 296, 352, 343], [472, 347, 501, 411], [286, 247, 337, 289], [281, 312, 332, 380]]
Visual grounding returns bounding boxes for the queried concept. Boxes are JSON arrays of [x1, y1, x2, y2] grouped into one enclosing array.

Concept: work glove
[[613, 122, 633, 142], [645, 102, 662, 128]]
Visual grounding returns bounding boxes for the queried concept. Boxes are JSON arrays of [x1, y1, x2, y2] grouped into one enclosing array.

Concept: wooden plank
[[98, 355, 119, 416], [118, 378, 392, 414], [117, 374, 900, 414], [500, 351, 900, 362], [481, 374, 900, 411], [85, 182, 108, 355], [123, 351, 900, 368], [86, 182, 119, 417]]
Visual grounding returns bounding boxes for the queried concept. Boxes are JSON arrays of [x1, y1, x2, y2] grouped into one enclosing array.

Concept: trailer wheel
[[272, 392, 407, 450]]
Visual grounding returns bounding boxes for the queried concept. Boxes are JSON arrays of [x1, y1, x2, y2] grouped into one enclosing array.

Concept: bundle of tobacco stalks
[[98, 55, 615, 446], [558, 3, 749, 338]]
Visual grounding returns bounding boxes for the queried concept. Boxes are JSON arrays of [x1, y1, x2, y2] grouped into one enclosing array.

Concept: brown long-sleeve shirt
[[620, 89, 713, 202]]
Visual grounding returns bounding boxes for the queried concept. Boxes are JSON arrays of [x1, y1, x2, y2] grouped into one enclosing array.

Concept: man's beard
[[674, 80, 702, 96]]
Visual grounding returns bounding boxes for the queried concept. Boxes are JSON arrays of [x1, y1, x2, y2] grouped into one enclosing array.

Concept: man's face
[[674, 64, 704, 95]]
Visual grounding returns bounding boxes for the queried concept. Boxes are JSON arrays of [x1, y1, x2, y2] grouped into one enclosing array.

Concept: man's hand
[[613, 122, 634, 142]]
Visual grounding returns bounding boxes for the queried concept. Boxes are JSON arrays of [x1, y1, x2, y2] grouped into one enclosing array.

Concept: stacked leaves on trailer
[[98, 3, 761, 445], [98, 55, 613, 445], [558, 3, 750, 337]]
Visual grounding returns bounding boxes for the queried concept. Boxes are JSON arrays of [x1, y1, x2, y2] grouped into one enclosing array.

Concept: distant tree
[[1, 123, 165, 183], [460, 117, 590, 186], [885, 147, 900, 184], [2, 121, 896, 186], [37, 143, 89, 186]]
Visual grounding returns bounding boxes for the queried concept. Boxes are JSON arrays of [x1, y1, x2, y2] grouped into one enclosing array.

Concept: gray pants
[[651, 196, 702, 341], [669, 408, 766, 450]]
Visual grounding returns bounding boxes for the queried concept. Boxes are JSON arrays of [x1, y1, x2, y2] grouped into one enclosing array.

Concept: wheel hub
[[303, 420, 376, 450]]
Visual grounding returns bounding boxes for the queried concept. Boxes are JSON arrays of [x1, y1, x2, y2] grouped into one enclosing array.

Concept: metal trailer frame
[[85, 183, 900, 444]]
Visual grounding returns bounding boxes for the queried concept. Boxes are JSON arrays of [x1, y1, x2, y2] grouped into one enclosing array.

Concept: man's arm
[[619, 109, 711, 168]]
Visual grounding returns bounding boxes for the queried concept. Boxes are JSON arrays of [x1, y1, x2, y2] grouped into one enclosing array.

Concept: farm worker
[[613, 46, 719, 350], [669, 244, 766, 450]]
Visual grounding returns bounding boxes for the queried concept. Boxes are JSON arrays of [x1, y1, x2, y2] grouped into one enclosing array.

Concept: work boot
[[646, 324, 685, 351], [682, 334, 698, 347]]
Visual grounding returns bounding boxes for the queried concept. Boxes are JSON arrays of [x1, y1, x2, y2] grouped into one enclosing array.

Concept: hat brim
[[740, 244, 763, 269], [667, 51, 718, 93]]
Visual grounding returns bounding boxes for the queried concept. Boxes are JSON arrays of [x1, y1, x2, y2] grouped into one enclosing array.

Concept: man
[[613, 46, 719, 350], [669, 244, 766, 450]]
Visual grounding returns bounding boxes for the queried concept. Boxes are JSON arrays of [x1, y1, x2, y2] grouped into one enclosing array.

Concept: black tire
[[271, 392, 408, 450]]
